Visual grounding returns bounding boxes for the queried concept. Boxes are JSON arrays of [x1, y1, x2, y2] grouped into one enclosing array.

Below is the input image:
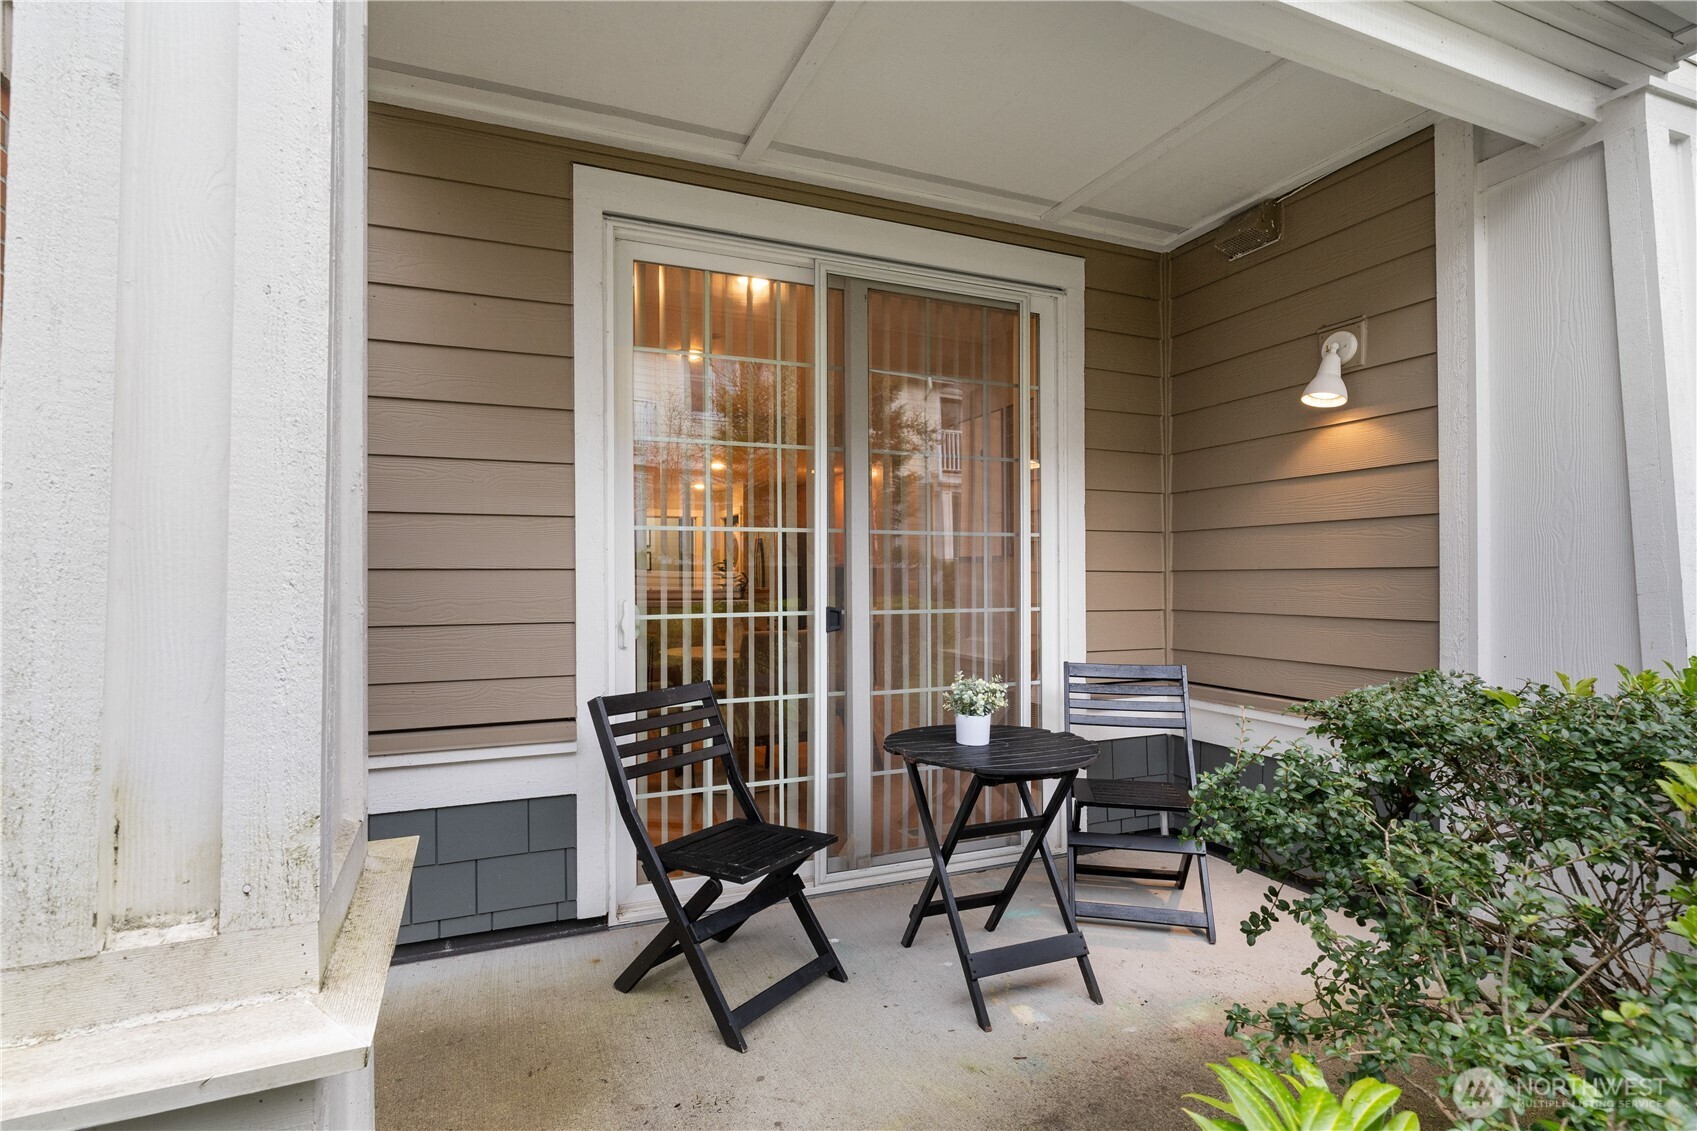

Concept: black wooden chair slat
[[589, 681, 847, 1051], [1065, 692, 1187, 709], [622, 742, 736, 780], [609, 702, 721, 737], [1074, 778, 1193, 813], [1063, 662, 1217, 945], [1067, 711, 1187, 730], [615, 721, 727, 760]]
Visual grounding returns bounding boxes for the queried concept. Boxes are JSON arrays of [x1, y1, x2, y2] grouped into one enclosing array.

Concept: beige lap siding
[[1168, 130, 1439, 703], [366, 106, 1166, 753]]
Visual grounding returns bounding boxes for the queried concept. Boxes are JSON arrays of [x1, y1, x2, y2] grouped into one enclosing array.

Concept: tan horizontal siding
[[369, 456, 574, 516], [369, 624, 576, 685], [369, 721, 576, 758], [1172, 407, 1436, 493], [369, 515, 575, 570], [370, 106, 1168, 751], [1085, 369, 1161, 415], [1175, 610, 1435, 672], [1173, 516, 1438, 572], [370, 570, 575, 627], [1175, 651, 1407, 704], [1171, 248, 1436, 375], [369, 284, 571, 357], [369, 226, 572, 303], [1169, 130, 1437, 702], [1173, 464, 1437, 532], [369, 170, 572, 249], [369, 676, 576, 731], [1173, 568, 1437, 621], [369, 399, 573, 464], [369, 343, 572, 410]]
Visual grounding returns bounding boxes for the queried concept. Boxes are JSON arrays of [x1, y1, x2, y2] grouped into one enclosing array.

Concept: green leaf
[[1339, 1079, 1400, 1131], [1294, 1086, 1342, 1131], [1185, 1113, 1245, 1131], [1213, 1062, 1286, 1131], [1288, 1055, 1329, 1090], [1382, 1113, 1419, 1131], [1226, 1058, 1298, 1127]]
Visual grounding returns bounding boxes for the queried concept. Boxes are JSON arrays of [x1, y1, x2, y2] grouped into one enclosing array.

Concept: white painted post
[[1434, 118, 1482, 674], [2, 3, 397, 1125], [104, 0, 241, 938], [0, 0, 125, 971], [1602, 90, 1695, 668]]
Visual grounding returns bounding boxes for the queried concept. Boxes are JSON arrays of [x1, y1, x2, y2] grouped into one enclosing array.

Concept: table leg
[[984, 771, 1074, 930], [901, 769, 984, 948], [997, 775, 1103, 1004], [900, 761, 992, 1032]]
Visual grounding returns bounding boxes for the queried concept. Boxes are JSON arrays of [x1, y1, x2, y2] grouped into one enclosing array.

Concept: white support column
[[1434, 118, 1482, 674], [1602, 91, 1695, 667], [2, 2, 402, 1126], [219, 0, 337, 938], [1440, 84, 1696, 687], [104, 0, 241, 938], [0, 0, 125, 972]]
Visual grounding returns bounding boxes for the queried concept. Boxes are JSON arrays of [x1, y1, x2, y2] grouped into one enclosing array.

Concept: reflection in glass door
[[623, 255, 1042, 885], [832, 284, 1041, 871], [629, 261, 823, 856]]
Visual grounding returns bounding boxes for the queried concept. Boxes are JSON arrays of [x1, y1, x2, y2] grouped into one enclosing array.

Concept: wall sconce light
[[1302, 330, 1357, 407]]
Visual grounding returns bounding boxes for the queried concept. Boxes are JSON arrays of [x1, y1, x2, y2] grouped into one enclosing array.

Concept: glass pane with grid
[[631, 265, 819, 855], [863, 290, 1028, 861]]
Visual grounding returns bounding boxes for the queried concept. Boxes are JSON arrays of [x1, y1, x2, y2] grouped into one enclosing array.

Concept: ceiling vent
[[1212, 200, 1283, 261]]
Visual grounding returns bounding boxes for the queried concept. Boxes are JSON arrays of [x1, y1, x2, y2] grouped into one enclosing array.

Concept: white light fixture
[[1302, 330, 1357, 407]]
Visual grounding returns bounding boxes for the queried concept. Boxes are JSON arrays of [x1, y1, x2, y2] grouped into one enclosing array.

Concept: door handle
[[618, 599, 636, 650], [826, 606, 844, 633]]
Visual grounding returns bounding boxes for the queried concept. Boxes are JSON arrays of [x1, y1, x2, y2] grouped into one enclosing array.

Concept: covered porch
[[376, 861, 1434, 1129], [2, 2, 1693, 1128]]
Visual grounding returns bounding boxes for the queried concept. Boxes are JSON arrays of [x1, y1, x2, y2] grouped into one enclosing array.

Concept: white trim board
[[572, 166, 1087, 921]]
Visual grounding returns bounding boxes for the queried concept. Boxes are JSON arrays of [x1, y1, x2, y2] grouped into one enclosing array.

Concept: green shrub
[[1192, 661, 1697, 1128]]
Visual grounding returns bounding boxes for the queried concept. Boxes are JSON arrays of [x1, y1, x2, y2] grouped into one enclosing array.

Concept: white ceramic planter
[[954, 714, 991, 746]]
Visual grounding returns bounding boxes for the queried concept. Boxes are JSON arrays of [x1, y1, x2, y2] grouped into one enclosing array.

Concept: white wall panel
[[1480, 146, 1640, 684]]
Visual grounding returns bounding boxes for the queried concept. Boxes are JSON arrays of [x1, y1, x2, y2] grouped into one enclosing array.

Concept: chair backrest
[[1062, 662, 1201, 790], [587, 682, 763, 858]]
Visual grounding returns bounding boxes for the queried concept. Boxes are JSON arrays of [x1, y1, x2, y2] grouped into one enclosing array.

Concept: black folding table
[[885, 724, 1104, 1030]]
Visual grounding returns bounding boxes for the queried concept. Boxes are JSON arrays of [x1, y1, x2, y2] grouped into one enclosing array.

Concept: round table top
[[883, 725, 1097, 781]]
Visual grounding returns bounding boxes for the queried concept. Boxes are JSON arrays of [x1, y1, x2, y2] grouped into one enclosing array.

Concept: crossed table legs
[[898, 762, 1103, 1030]]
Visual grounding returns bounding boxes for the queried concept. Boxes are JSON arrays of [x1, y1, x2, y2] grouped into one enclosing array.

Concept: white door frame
[[573, 167, 1086, 923]]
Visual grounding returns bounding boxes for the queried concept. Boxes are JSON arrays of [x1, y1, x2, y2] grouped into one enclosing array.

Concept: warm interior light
[[1029, 459, 1041, 471], [1301, 330, 1356, 408], [686, 348, 704, 361], [710, 459, 726, 471], [691, 481, 705, 491], [750, 277, 769, 295]]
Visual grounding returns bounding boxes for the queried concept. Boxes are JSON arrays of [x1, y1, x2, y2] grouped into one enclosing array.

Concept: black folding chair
[[1063, 663, 1216, 944], [588, 682, 847, 1051]]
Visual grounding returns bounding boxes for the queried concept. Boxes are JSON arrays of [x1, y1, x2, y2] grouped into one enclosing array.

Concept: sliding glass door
[[618, 242, 1045, 896], [832, 283, 1039, 871]]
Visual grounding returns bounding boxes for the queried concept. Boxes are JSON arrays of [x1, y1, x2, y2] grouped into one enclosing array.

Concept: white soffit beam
[[1413, 1, 1648, 86], [1507, 1, 1691, 70], [1132, 0, 1609, 145], [740, 1, 862, 165], [1042, 59, 1297, 221]]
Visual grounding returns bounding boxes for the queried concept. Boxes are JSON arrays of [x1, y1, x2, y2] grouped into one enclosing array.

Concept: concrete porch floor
[[375, 857, 1327, 1130]]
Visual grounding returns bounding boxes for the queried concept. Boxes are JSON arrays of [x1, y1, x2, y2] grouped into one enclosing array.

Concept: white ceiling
[[368, 1, 1692, 250]]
